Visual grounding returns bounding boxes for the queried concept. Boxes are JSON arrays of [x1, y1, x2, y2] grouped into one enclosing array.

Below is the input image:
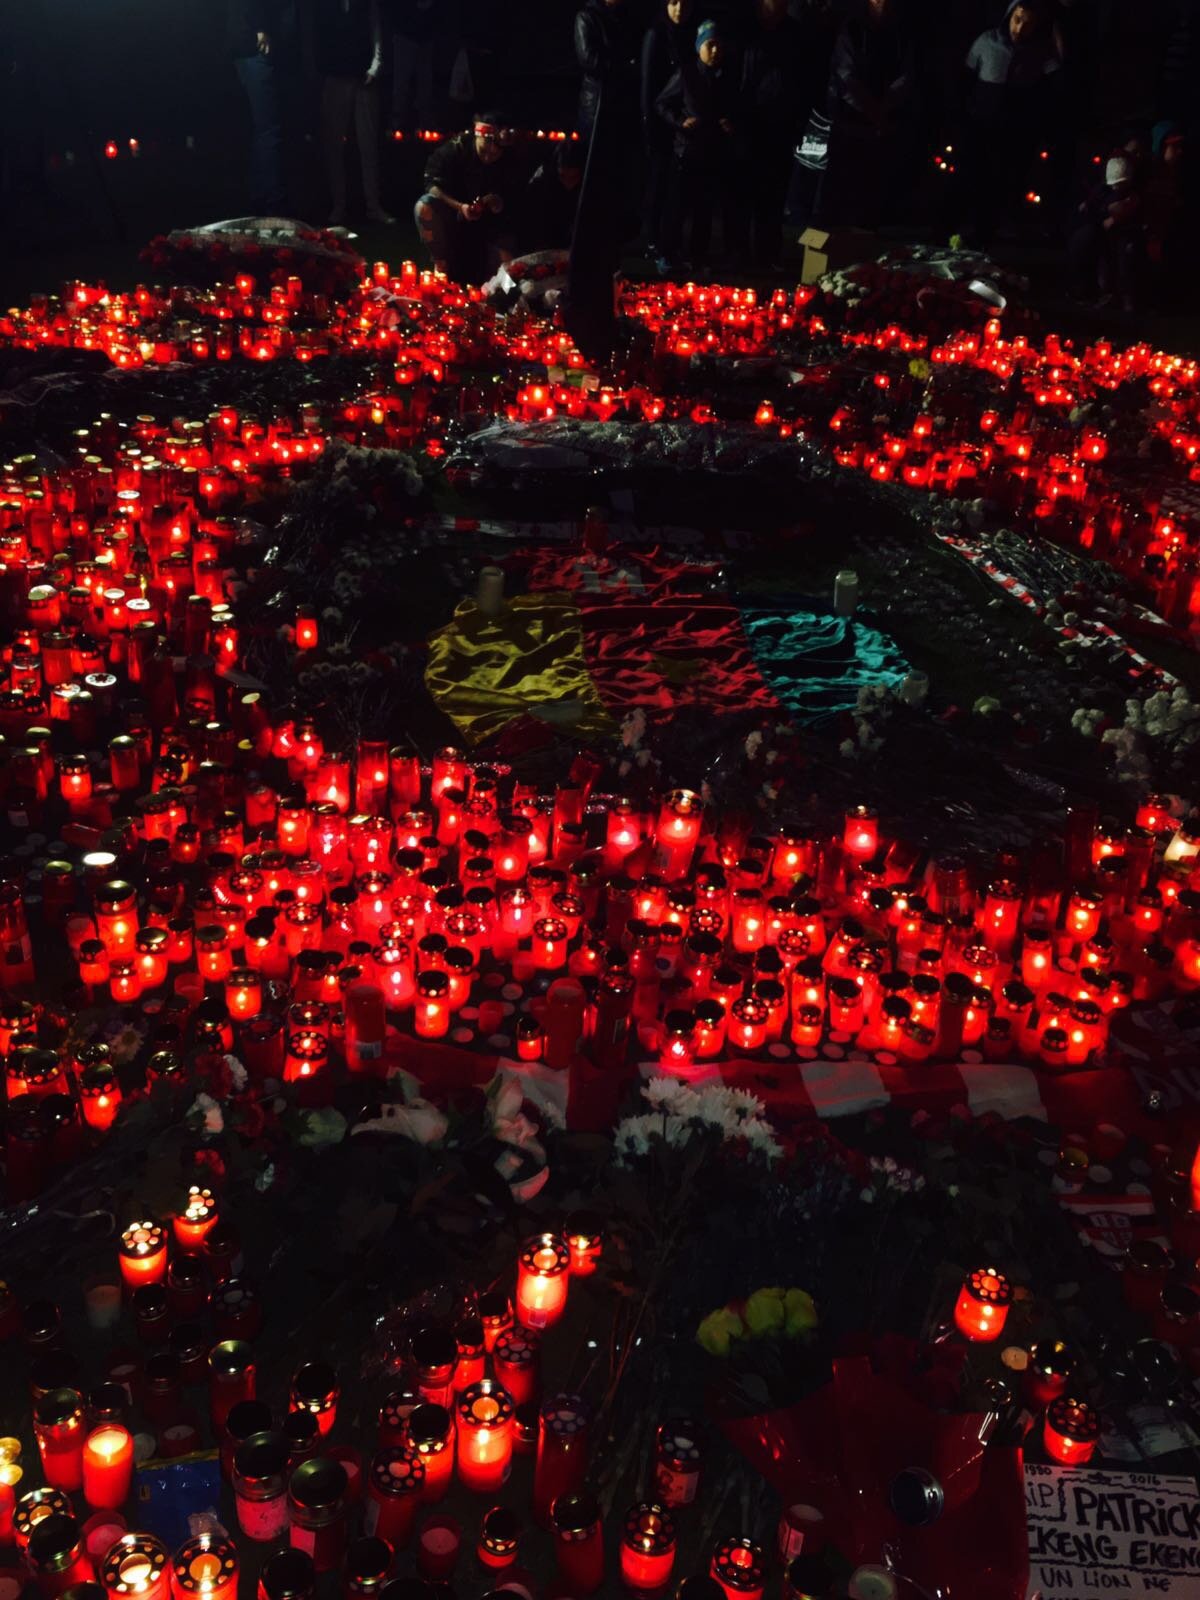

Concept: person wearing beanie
[[960, 0, 1063, 243], [654, 17, 749, 272], [1067, 146, 1144, 310]]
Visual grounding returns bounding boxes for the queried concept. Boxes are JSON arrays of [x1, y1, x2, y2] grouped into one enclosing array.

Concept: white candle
[[476, 567, 505, 619], [834, 569, 859, 616]]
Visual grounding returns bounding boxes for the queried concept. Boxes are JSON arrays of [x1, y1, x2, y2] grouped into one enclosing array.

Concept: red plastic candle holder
[[118, 1222, 167, 1290], [81, 1425, 134, 1510], [1043, 1397, 1100, 1465], [455, 1379, 514, 1494], [710, 1539, 765, 1600], [620, 1504, 676, 1593], [101, 1533, 170, 1600], [516, 1234, 569, 1330], [953, 1267, 1013, 1342], [169, 1536, 238, 1600]]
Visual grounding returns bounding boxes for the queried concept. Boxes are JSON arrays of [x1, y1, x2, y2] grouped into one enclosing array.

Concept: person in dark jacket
[[520, 143, 586, 252], [389, 0, 436, 135], [655, 19, 749, 271], [414, 113, 522, 280], [1067, 152, 1144, 307], [575, 0, 643, 142], [744, 0, 807, 266], [960, 0, 1062, 240], [818, 0, 917, 227], [316, 0, 391, 225], [228, 0, 294, 212], [642, 0, 697, 269]]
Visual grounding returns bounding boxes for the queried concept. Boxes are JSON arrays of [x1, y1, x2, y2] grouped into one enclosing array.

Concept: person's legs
[[750, 137, 789, 265], [686, 159, 715, 268], [321, 76, 356, 222], [235, 53, 285, 213], [659, 156, 687, 263], [414, 192, 479, 277], [354, 82, 392, 220]]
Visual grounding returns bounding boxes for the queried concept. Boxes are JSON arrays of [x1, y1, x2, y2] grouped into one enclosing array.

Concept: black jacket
[[227, 0, 282, 58], [641, 16, 695, 133], [575, 1, 642, 130], [826, 11, 916, 128], [656, 58, 748, 162], [743, 15, 809, 136], [314, 0, 379, 77]]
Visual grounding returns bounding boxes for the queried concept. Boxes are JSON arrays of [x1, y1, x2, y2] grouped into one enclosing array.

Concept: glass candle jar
[[493, 1328, 540, 1408], [345, 1538, 392, 1600], [621, 1504, 676, 1593], [533, 1394, 589, 1527], [454, 1315, 486, 1390], [287, 1458, 348, 1573], [565, 1213, 603, 1277], [710, 1540, 764, 1600], [655, 1420, 704, 1508], [35, 1389, 86, 1491], [552, 1491, 604, 1596], [478, 1505, 520, 1571], [456, 1380, 514, 1494], [532, 918, 569, 972], [290, 1362, 339, 1438], [101, 1533, 169, 1600], [953, 1268, 1012, 1342], [1026, 1340, 1075, 1408], [378, 1389, 420, 1450], [258, 1551, 314, 1600], [221, 1401, 274, 1480], [1043, 1397, 1100, 1465], [364, 1449, 424, 1548], [233, 1431, 291, 1543], [168, 1536, 238, 1600], [479, 1293, 512, 1355], [728, 996, 768, 1053], [172, 1188, 218, 1254], [28, 1514, 94, 1600], [81, 1426, 133, 1510], [414, 972, 450, 1039], [209, 1341, 255, 1432], [412, 1329, 457, 1409], [118, 1222, 167, 1290], [405, 1405, 454, 1503], [516, 1234, 569, 1331], [15, 1488, 72, 1552]]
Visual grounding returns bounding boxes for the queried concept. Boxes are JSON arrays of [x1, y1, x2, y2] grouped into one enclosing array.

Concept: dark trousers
[[414, 192, 512, 282], [661, 147, 747, 267], [1067, 220, 1143, 300], [234, 52, 286, 213], [749, 133, 792, 264]]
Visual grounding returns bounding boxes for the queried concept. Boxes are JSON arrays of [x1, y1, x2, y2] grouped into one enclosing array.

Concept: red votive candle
[[953, 1267, 1013, 1342], [290, 1362, 339, 1437], [209, 1341, 255, 1431], [14, 1489, 72, 1552], [843, 806, 878, 861], [655, 1419, 704, 1508], [621, 1504, 676, 1593], [478, 1292, 512, 1355], [415, 1514, 461, 1582], [1043, 1397, 1100, 1465], [493, 1329, 539, 1408], [81, 1426, 133, 1510], [35, 1390, 86, 1491], [478, 1505, 520, 1570], [533, 1394, 589, 1526], [169, 1536, 238, 1600], [365, 1449, 424, 1547], [233, 1432, 291, 1543], [1026, 1340, 1075, 1407], [455, 1380, 514, 1493], [172, 1189, 218, 1253], [565, 1213, 603, 1276], [287, 1458, 347, 1573], [516, 1234, 569, 1330], [710, 1539, 764, 1600], [28, 1514, 94, 1600], [406, 1405, 454, 1503], [118, 1222, 167, 1290], [101, 1533, 169, 1600], [552, 1492, 604, 1595]]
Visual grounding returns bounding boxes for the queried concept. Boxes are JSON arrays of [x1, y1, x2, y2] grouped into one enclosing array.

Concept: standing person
[[961, 1, 1063, 242], [744, 0, 806, 267], [228, 0, 293, 213], [575, 0, 643, 145], [315, 0, 393, 225], [655, 19, 749, 273], [819, 0, 918, 228], [414, 113, 521, 280], [389, 0, 436, 136], [642, 0, 697, 270], [520, 143, 586, 252]]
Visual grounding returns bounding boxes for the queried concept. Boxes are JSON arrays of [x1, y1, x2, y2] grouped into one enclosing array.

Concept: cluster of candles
[[4, 257, 1200, 622], [0, 1189, 807, 1600], [0, 381, 1198, 1172]]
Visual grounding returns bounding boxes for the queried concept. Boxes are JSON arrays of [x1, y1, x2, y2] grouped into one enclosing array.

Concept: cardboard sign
[[1026, 1462, 1200, 1597]]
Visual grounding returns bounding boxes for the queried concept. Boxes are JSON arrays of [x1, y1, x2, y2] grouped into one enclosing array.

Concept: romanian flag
[[426, 544, 908, 745]]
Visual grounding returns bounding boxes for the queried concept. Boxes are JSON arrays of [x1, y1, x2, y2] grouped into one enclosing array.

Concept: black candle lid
[[346, 1536, 392, 1586], [291, 1360, 338, 1405], [35, 1386, 83, 1427], [62, 1585, 106, 1600], [411, 1328, 456, 1373], [551, 1490, 599, 1533], [30, 1352, 78, 1395], [225, 1399, 273, 1442], [235, 1430, 289, 1482], [407, 1402, 451, 1449], [480, 1506, 519, 1549], [89, 1382, 129, 1422], [677, 1578, 724, 1600], [28, 1514, 81, 1567], [259, 1549, 315, 1600], [282, 1407, 319, 1454], [209, 1338, 253, 1376], [378, 1582, 436, 1600], [477, 1290, 510, 1324], [288, 1456, 348, 1511]]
